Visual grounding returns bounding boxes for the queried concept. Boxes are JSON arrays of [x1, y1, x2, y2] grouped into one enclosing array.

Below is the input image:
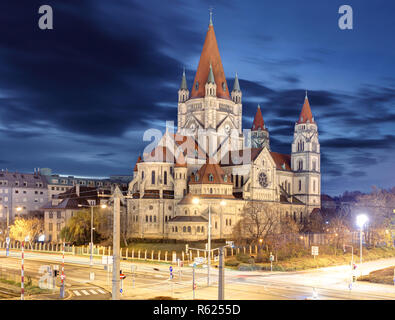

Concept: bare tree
[[233, 201, 278, 244]]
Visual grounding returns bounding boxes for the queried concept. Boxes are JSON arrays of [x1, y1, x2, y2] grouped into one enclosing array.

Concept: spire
[[209, 8, 213, 26], [252, 104, 266, 131], [190, 17, 230, 100], [207, 63, 215, 84], [133, 155, 142, 172], [232, 72, 240, 91], [180, 68, 188, 90], [298, 92, 314, 124]]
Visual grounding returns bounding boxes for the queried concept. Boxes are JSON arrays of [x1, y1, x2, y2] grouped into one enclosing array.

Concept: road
[[1, 249, 395, 300]]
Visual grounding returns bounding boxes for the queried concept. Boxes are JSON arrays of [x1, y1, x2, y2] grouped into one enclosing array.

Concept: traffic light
[[54, 270, 58, 277]]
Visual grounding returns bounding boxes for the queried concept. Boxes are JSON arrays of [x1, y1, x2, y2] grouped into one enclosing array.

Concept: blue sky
[[0, 0, 394, 196]]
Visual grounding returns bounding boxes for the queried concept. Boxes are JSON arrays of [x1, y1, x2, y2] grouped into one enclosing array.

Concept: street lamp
[[78, 203, 107, 280], [356, 214, 368, 264], [192, 197, 226, 286]]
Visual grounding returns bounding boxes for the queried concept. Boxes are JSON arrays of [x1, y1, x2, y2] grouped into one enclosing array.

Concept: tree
[[9, 217, 43, 243], [352, 187, 395, 246], [233, 201, 277, 244], [60, 208, 109, 245]]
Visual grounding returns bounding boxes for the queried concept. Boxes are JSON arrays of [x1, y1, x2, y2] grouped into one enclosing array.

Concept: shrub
[[236, 253, 252, 263]]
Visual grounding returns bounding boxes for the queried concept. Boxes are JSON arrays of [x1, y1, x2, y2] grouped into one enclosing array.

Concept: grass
[[121, 241, 226, 254], [359, 266, 395, 285], [224, 247, 395, 272], [0, 278, 50, 295]]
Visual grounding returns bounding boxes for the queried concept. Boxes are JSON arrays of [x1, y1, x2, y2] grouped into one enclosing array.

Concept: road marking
[[73, 290, 81, 296], [97, 289, 106, 294], [89, 289, 98, 295], [81, 290, 89, 295]]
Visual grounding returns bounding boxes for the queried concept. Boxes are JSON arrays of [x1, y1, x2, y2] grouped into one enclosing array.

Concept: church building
[[127, 14, 321, 240]]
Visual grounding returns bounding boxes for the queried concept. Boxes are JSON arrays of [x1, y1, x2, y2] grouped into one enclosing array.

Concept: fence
[[0, 231, 371, 265]]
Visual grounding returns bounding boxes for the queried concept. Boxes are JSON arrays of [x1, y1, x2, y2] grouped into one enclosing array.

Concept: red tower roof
[[133, 155, 142, 172], [298, 94, 314, 124], [190, 23, 230, 100], [251, 105, 266, 131]]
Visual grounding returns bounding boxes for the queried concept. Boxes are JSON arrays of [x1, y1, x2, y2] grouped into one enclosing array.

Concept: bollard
[[132, 249, 134, 259], [249, 246, 252, 255], [151, 250, 154, 260], [138, 250, 141, 260], [165, 251, 168, 262], [158, 250, 161, 261], [126, 248, 129, 260], [144, 250, 147, 260]]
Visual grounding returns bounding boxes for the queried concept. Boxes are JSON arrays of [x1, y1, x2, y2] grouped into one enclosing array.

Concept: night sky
[[0, 0, 394, 196]]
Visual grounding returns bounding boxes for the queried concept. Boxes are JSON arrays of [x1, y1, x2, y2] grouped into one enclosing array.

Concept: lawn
[[225, 247, 395, 272], [359, 266, 395, 285]]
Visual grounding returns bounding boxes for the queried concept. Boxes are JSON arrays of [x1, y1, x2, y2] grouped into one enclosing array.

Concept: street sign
[[311, 246, 319, 256], [5, 237, 10, 244], [269, 254, 274, 262], [226, 241, 235, 248], [169, 266, 173, 279], [120, 273, 126, 280], [194, 257, 206, 265], [102, 255, 113, 265], [60, 274, 66, 280]]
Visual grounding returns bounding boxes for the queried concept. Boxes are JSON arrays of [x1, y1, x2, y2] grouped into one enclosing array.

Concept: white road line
[[89, 289, 98, 295], [73, 290, 81, 296], [81, 290, 90, 295], [97, 289, 106, 294]]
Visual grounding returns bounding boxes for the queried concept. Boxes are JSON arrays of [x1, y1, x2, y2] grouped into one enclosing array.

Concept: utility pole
[[112, 186, 123, 300], [207, 203, 211, 287], [6, 208, 9, 257], [218, 246, 224, 300]]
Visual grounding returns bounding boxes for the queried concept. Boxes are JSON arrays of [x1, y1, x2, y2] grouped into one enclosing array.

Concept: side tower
[[291, 93, 321, 210], [251, 105, 270, 150], [231, 73, 242, 131], [177, 69, 189, 129], [174, 152, 188, 200]]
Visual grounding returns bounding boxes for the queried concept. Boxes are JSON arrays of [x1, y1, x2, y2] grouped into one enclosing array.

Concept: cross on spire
[[209, 7, 213, 26]]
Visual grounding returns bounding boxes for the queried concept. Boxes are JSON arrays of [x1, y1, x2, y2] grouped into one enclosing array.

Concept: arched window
[[164, 171, 167, 185], [293, 212, 296, 222], [312, 160, 317, 171], [185, 210, 188, 215], [300, 212, 303, 223], [151, 171, 155, 184], [188, 226, 191, 233], [235, 175, 239, 187], [229, 219, 232, 226], [298, 180, 302, 191], [145, 215, 148, 222], [225, 219, 228, 226], [142, 171, 144, 180], [183, 226, 186, 233], [210, 188, 213, 194], [201, 226, 204, 233], [175, 226, 178, 232], [298, 160, 303, 171], [195, 82, 199, 90], [215, 221, 218, 229], [195, 174, 199, 182], [149, 215, 152, 222], [240, 176, 244, 186], [208, 174, 214, 182], [224, 175, 227, 182], [154, 216, 156, 223], [172, 227, 174, 232]]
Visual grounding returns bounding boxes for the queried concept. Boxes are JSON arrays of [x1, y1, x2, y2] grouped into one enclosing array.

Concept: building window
[[298, 180, 302, 191], [300, 212, 303, 223], [225, 219, 228, 226], [183, 226, 186, 233], [208, 174, 214, 182], [215, 221, 218, 229], [149, 215, 152, 222], [293, 212, 296, 222], [229, 219, 232, 226], [164, 171, 167, 185], [49, 212, 53, 219], [188, 226, 191, 233], [57, 223, 61, 231], [145, 215, 148, 222], [154, 216, 156, 223], [151, 171, 155, 184], [57, 212, 61, 219], [175, 226, 178, 232], [201, 226, 204, 233], [49, 223, 53, 231]]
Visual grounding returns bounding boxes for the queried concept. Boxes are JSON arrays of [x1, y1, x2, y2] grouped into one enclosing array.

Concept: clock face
[[224, 124, 231, 134], [258, 172, 268, 188], [190, 123, 196, 132]]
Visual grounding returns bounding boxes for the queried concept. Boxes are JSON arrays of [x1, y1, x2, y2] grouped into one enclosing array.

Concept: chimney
[[76, 184, 80, 197]]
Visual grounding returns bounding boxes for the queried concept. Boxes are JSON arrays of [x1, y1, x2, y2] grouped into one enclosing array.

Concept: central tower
[[177, 14, 244, 160]]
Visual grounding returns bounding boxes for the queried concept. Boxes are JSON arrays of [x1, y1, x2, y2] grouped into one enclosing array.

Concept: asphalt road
[[1, 249, 395, 300]]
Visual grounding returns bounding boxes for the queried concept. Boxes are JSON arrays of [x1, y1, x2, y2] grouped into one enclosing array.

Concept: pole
[[60, 242, 65, 298], [192, 264, 195, 300], [207, 203, 211, 287], [112, 187, 121, 300], [218, 246, 224, 300], [21, 241, 24, 300], [360, 227, 362, 264], [90, 206, 94, 281], [6, 208, 9, 257]]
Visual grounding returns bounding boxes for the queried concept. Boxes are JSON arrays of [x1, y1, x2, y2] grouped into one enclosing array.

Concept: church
[[127, 14, 321, 240]]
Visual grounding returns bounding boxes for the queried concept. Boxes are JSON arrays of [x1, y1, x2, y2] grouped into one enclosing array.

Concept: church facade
[[127, 16, 321, 240]]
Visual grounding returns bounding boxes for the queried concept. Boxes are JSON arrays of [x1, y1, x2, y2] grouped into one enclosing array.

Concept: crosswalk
[[72, 288, 107, 297]]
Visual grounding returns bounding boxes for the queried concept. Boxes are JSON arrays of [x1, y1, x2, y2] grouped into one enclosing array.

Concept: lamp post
[[78, 203, 107, 280], [192, 197, 226, 287], [356, 214, 368, 264]]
